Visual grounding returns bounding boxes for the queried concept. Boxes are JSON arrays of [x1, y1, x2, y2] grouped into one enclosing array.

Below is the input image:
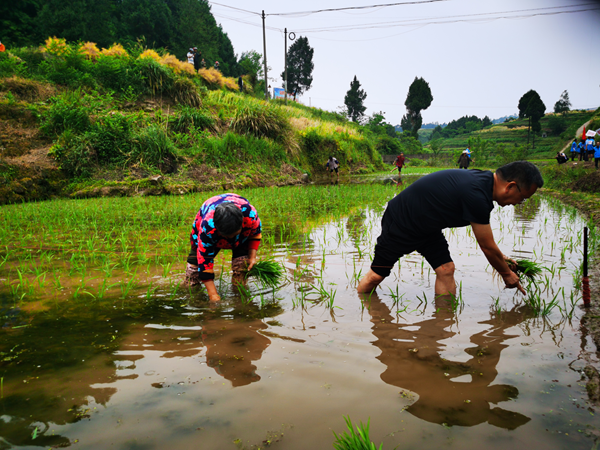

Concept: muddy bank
[[0, 160, 312, 204]]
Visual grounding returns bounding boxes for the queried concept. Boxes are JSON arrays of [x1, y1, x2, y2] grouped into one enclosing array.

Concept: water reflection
[[364, 294, 531, 429], [0, 299, 278, 446]]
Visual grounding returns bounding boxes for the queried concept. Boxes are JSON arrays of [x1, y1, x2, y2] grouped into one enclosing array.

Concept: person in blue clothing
[[570, 140, 579, 161], [595, 141, 600, 170], [586, 136, 596, 161], [579, 140, 586, 161]]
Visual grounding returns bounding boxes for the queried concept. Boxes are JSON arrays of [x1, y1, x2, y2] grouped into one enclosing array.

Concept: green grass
[[0, 183, 400, 305]]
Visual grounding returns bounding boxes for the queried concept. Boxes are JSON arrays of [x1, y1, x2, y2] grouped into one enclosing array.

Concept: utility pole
[[262, 10, 268, 100], [283, 31, 295, 105], [284, 28, 288, 105]]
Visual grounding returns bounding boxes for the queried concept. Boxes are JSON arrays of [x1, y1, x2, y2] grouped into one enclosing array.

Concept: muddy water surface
[[1, 193, 598, 449]]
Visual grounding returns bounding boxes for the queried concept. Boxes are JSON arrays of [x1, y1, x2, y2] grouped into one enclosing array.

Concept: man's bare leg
[[434, 262, 456, 296], [357, 269, 385, 293]]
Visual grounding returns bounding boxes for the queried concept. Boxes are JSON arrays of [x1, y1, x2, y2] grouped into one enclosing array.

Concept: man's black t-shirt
[[386, 169, 494, 239]]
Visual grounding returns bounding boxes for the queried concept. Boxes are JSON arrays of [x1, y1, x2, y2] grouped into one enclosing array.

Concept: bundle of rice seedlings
[[246, 260, 284, 287], [506, 258, 543, 282]]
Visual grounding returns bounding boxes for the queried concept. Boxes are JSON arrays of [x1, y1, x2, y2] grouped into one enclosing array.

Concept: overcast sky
[[209, 0, 600, 125]]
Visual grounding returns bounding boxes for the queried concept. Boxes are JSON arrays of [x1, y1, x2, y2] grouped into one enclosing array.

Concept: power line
[[267, 0, 451, 17], [209, 1, 260, 16], [213, 13, 282, 32], [292, 4, 600, 33]]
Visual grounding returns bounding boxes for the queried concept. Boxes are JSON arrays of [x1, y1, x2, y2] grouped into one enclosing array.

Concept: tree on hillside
[[119, 0, 174, 49], [37, 0, 117, 47], [518, 89, 546, 146], [281, 36, 314, 96], [0, 0, 43, 46], [215, 25, 238, 76], [401, 77, 433, 138], [367, 112, 396, 137], [239, 50, 264, 93], [344, 76, 367, 123], [171, 0, 220, 64], [553, 90, 571, 115]]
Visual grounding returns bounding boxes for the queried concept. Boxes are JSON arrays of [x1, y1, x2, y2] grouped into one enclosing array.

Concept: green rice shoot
[[246, 260, 284, 287], [506, 258, 544, 282]]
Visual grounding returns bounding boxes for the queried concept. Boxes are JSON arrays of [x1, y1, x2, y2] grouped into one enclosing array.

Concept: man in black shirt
[[357, 161, 543, 296]]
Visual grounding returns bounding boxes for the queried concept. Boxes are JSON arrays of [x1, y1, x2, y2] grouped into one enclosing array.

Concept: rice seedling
[[332, 416, 382, 450], [506, 258, 544, 282], [246, 260, 285, 287]]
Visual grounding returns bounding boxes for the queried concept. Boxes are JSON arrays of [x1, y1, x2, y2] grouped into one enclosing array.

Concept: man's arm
[[471, 222, 526, 294]]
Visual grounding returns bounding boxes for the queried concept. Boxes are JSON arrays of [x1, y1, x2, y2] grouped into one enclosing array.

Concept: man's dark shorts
[[371, 210, 452, 278], [330, 168, 339, 173]]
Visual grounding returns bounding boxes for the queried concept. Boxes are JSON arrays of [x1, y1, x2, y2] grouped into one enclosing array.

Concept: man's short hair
[[496, 161, 544, 189], [214, 202, 243, 236]]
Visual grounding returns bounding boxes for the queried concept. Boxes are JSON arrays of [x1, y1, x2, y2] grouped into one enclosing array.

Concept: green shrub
[[230, 102, 291, 141], [40, 90, 93, 136], [132, 125, 177, 170], [193, 131, 286, 167], [170, 77, 202, 107], [92, 113, 136, 162], [548, 115, 567, 136], [301, 129, 339, 168], [169, 106, 215, 133]]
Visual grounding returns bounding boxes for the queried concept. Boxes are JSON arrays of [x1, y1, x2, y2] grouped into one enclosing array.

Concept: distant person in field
[[357, 161, 544, 297], [394, 153, 406, 174], [586, 136, 596, 161], [570, 140, 579, 161], [595, 141, 600, 170], [214, 60, 220, 70], [326, 156, 340, 180], [465, 145, 472, 158], [555, 151, 568, 165], [458, 151, 471, 169], [201, 58, 206, 68], [238, 75, 243, 92], [184, 193, 262, 302], [578, 140, 585, 161], [193, 47, 201, 71], [187, 48, 194, 65]]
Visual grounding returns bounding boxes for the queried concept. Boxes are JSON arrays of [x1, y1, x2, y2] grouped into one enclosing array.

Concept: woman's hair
[[214, 202, 243, 235]]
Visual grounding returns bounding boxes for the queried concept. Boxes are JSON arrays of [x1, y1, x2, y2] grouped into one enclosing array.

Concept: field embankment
[[0, 39, 385, 204]]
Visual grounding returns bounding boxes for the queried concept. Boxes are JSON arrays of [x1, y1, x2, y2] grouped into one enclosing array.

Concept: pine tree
[[281, 36, 314, 96], [344, 76, 367, 123], [403, 77, 433, 137], [518, 89, 546, 145], [553, 90, 571, 115]]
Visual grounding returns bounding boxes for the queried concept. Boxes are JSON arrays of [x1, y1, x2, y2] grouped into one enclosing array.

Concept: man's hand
[[504, 255, 517, 273], [501, 271, 526, 295]]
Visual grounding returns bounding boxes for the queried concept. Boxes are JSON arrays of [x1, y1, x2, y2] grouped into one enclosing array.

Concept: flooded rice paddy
[[0, 180, 599, 449]]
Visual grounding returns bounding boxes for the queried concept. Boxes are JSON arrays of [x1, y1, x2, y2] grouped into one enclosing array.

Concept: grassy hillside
[[0, 39, 384, 204], [416, 109, 598, 167]]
